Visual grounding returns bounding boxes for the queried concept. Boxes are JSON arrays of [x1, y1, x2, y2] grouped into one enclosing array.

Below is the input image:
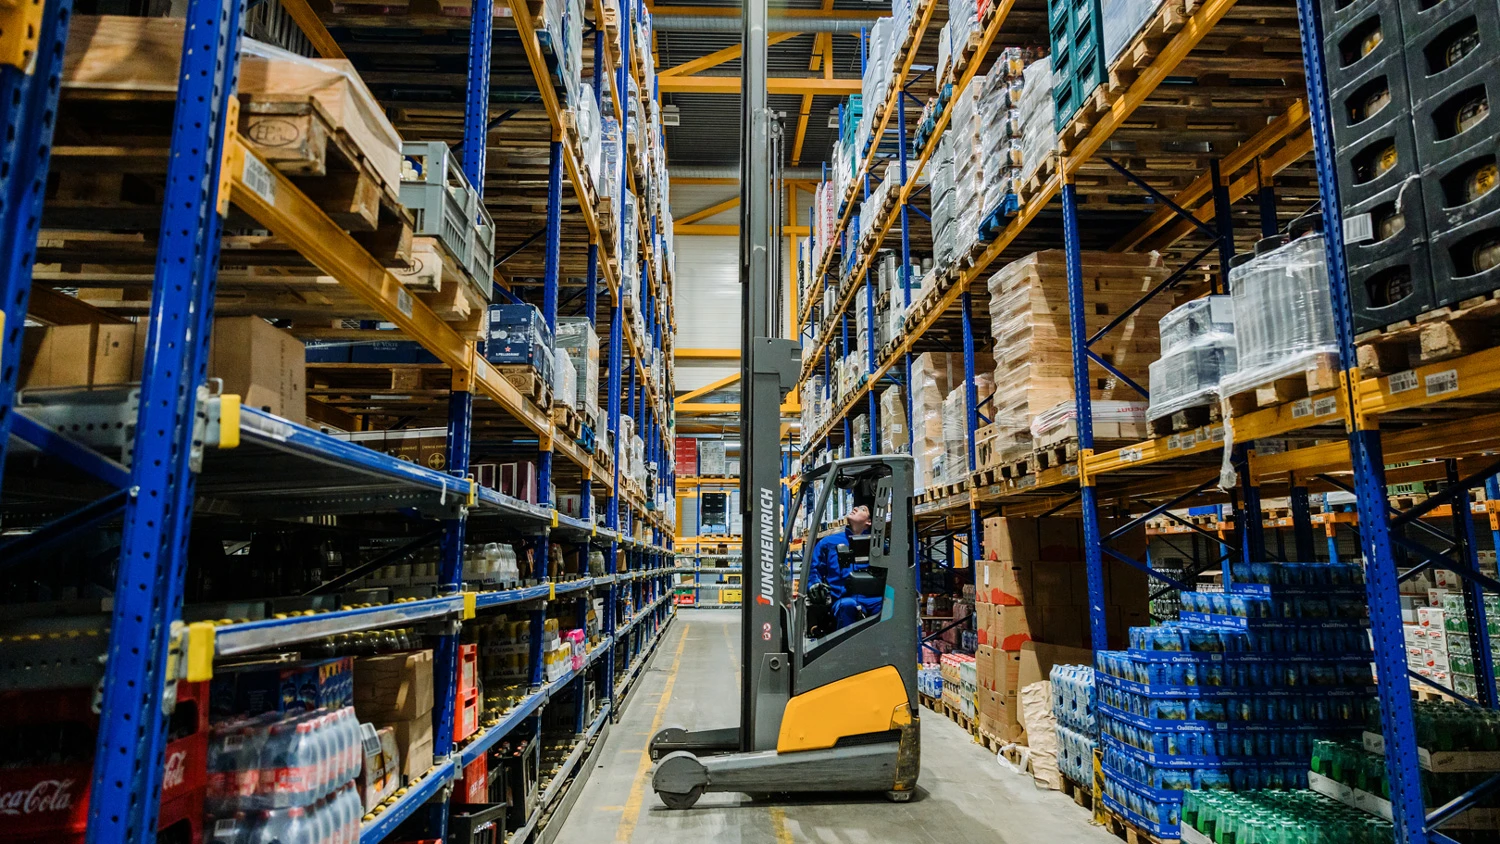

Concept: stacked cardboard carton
[[911, 351, 995, 491], [972, 516, 1148, 742], [985, 251, 1168, 462]]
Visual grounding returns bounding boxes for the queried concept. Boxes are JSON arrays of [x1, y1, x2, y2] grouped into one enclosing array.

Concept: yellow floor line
[[771, 806, 794, 843], [615, 623, 690, 843]]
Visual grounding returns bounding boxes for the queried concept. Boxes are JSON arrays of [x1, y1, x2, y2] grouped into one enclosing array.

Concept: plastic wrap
[[879, 385, 908, 453], [1018, 57, 1056, 184], [1030, 400, 1148, 440], [1146, 296, 1237, 421], [1102, 0, 1163, 66], [1217, 235, 1337, 397]]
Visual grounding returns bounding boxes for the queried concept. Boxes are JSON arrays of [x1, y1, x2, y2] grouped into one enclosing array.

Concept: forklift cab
[[792, 460, 896, 643]]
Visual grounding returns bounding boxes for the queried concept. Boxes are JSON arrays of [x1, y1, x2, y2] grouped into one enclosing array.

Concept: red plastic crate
[[674, 437, 698, 475], [0, 681, 209, 844], [456, 643, 479, 698], [459, 754, 488, 804], [454, 689, 480, 743]]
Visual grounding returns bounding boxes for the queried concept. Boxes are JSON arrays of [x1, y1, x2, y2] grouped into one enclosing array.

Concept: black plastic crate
[[1426, 148, 1500, 305], [1321, 0, 1408, 93], [1335, 111, 1423, 206], [1403, 0, 1498, 104], [491, 738, 538, 831], [1397, 0, 1489, 43], [1328, 46, 1414, 148], [1412, 62, 1496, 168], [449, 803, 509, 844], [1345, 178, 1438, 332]]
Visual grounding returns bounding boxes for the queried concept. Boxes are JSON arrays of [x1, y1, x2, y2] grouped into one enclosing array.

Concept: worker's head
[[848, 504, 871, 534]]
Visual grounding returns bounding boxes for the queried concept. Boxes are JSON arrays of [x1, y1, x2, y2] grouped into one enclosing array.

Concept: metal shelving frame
[[795, 1, 1500, 841], [0, 0, 678, 837]]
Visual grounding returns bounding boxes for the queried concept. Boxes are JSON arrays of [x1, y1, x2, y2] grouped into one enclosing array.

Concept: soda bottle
[[309, 713, 333, 799], [207, 719, 248, 812], [271, 717, 318, 807]]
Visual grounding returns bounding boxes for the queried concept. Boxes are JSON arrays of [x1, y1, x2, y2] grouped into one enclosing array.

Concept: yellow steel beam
[[677, 402, 741, 415], [673, 177, 739, 186], [677, 195, 740, 225], [0, 0, 42, 71], [657, 76, 862, 95], [1356, 346, 1500, 417], [1115, 99, 1312, 252], [661, 32, 799, 77], [676, 372, 741, 404], [791, 93, 814, 165], [678, 224, 810, 236], [278, 0, 347, 60], [676, 348, 741, 359]]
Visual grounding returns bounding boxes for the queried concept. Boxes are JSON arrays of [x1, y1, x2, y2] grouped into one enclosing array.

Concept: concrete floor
[[553, 610, 1118, 844]]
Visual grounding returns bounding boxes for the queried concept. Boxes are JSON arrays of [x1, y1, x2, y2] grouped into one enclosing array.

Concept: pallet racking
[[0, 0, 677, 837], [794, 1, 1500, 841]]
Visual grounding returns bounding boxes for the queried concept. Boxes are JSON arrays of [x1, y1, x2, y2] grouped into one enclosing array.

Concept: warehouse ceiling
[[652, 0, 876, 168]]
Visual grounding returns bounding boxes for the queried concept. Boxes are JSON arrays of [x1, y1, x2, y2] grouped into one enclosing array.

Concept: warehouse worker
[[809, 504, 883, 629]]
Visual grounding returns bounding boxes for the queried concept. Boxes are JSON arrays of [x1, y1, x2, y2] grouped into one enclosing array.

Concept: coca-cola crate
[[459, 753, 489, 804], [0, 682, 209, 844]]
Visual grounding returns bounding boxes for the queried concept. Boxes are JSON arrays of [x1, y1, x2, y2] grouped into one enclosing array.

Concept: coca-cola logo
[[163, 751, 186, 791], [0, 779, 76, 815]]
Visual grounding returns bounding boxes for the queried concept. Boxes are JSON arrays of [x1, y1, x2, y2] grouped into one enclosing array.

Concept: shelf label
[[1388, 370, 1418, 394], [1291, 398, 1313, 419], [397, 288, 414, 319], [1208, 425, 1225, 442], [1343, 213, 1374, 244], [1313, 396, 1339, 417], [1425, 369, 1459, 397], [1063, 464, 1079, 477], [242, 155, 277, 205], [1167, 434, 1181, 450], [1120, 447, 1143, 463]]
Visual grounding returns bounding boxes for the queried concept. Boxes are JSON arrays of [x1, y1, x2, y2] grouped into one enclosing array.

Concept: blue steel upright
[[0, 0, 72, 500], [1060, 182, 1109, 653], [89, 0, 244, 836], [1295, 0, 1427, 839], [960, 290, 980, 568]]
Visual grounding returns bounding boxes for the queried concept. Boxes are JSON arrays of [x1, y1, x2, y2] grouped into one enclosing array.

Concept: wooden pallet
[[1018, 153, 1058, 206], [550, 403, 582, 439], [498, 364, 552, 409], [940, 701, 976, 735], [1355, 292, 1500, 378], [1224, 353, 1340, 417], [1147, 403, 1220, 438], [1102, 805, 1180, 844], [1061, 775, 1095, 810]]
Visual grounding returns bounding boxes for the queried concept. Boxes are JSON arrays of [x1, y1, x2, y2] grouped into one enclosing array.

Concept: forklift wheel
[[659, 786, 704, 810], [886, 790, 912, 803]]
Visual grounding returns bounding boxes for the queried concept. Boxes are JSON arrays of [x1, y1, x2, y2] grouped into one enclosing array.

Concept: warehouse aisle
[[553, 610, 1116, 844]]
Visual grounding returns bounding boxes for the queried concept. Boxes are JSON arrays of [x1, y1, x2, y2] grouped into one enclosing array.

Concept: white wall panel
[[674, 235, 741, 351]]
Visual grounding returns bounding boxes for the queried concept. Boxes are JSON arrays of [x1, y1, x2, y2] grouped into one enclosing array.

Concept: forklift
[[646, 0, 920, 808]]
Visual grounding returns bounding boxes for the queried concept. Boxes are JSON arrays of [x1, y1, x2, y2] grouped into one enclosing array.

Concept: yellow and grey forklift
[[647, 0, 920, 807]]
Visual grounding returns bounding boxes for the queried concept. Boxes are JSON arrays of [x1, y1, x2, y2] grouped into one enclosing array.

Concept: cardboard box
[[1403, 624, 1424, 648], [976, 644, 1021, 693], [357, 723, 400, 811], [992, 604, 1033, 651], [1407, 646, 1428, 670], [976, 557, 1029, 605], [208, 316, 306, 422], [212, 656, 353, 717], [379, 713, 435, 780], [974, 601, 996, 646], [978, 687, 1024, 742], [1417, 607, 1446, 629], [982, 517, 1084, 563], [20, 322, 147, 390], [1018, 641, 1094, 693], [354, 650, 434, 722], [1423, 648, 1451, 672]]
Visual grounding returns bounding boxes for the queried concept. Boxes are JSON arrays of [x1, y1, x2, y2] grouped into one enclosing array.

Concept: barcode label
[[1209, 425, 1225, 442], [1121, 447, 1143, 463], [1388, 370, 1418, 394], [1180, 430, 1199, 448], [1343, 213, 1374, 244], [1291, 398, 1313, 418], [1425, 369, 1459, 397], [474, 358, 488, 382], [242, 155, 276, 205], [1167, 434, 1181, 450], [1313, 396, 1339, 417], [1063, 464, 1079, 477], [215, 819, 239, 833], [397, 288, 414, 318]]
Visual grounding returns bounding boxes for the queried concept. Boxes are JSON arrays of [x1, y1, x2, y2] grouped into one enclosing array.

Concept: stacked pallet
[[982, 251, 1168, 468], [911, 351, 994, 492]]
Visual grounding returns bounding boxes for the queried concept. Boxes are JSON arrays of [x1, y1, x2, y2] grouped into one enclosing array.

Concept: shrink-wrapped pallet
[[1145, 296, 1237, 421]]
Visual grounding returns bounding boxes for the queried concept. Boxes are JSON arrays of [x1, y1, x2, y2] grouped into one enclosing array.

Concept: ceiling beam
[[678, 225, 811, 236], [672, 177, 738, 186], [661, 32, 799, 77], [657, 76, 861, 95], [792, 0, 836, 166], [676, 348, 741, 359], [648, 5, 886, 18], [677, 195, 740, 225], [676, 372, 741, 405]]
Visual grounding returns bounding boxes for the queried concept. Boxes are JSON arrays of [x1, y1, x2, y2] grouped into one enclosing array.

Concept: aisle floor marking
[[771, 807, 793, 844], [616, 623, 690, 842]]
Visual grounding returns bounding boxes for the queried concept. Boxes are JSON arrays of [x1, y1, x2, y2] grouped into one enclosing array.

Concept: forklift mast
[[739, 0, 801, 753]]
